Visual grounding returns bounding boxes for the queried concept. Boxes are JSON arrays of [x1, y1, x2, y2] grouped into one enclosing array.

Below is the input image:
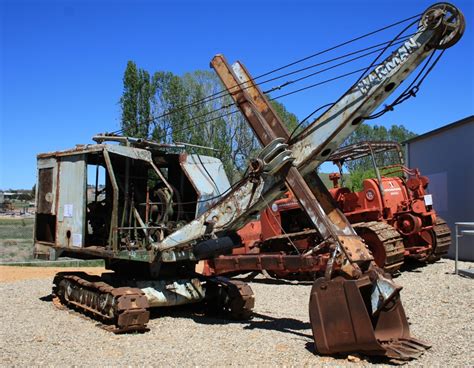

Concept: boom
[[156, 3, 464, 273]]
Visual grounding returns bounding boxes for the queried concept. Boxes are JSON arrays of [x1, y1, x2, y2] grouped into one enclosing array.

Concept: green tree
[[270, 100, 299, 133], [120, 63, 300, 183], [388, 124, 417, 143], [120, 61, 139, 136], [150, 70, 252, 182], [120, 61, 154, 138], [137, 69, 154, 137], [151, 71, 189, 143]]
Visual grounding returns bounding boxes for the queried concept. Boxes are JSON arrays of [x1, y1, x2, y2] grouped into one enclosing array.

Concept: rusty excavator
[[33, 3, 464, 361]]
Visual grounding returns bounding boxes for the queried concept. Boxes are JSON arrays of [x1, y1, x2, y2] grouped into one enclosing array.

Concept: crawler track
[[52, 272, 150, 333], [353, 221, 405, 273], [430, 217, 452, 261], [205, 277, 255, 320], [224, 279, 255, 319]]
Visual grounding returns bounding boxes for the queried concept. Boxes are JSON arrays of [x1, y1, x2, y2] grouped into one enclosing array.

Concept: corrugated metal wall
[[406, 117, 474, 261]]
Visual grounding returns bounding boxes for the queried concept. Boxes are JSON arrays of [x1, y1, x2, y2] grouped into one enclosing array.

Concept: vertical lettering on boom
[[356, 37, 421, 96]]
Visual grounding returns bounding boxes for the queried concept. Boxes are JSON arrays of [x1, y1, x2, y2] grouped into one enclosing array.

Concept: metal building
[[405, 115, 474, 261]]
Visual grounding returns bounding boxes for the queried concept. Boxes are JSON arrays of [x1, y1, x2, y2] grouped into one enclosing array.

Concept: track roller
[[52, 272, 150, 333], [353, 222, 405, 273], [204, 277, 255, 320], [429, 216, 452, 261]]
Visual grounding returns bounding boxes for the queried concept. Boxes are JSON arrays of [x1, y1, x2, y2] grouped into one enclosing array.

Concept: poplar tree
[[120, 63, 299, 182], [120, 61, 139, 136]]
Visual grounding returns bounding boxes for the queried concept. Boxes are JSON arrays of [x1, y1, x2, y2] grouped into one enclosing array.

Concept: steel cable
[[111, 36, 410, 137], [363, 49, 444, 120], [111, 13, 421, 135], [149, 14, 422, 122], [156, 63, 381, 141], [142, 35, 421, 141]]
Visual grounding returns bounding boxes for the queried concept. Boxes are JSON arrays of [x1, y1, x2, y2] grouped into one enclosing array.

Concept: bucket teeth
[[400, 337, 432, 349], [381, 338, 431, 360]]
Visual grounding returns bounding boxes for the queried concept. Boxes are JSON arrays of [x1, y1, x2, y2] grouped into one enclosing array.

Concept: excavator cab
[[34, 136, 232, 265]]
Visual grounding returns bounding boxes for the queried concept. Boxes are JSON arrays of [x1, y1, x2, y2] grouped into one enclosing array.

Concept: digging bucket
[[309, 274, 430, 360]]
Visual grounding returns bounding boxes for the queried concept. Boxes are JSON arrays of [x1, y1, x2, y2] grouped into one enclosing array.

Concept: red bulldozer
[[203, 141, 451, 277], [326, 141, 451, 271]]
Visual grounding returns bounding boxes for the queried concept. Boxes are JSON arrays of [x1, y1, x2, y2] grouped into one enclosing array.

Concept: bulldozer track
[[353, 222, 405, 273], [430, 217, 451, 261], [52, 272, 150, 333]]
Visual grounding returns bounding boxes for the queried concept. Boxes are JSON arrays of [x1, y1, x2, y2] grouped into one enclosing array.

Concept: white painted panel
[[181, 155, 231, 216], [56, 155, 87, 248]]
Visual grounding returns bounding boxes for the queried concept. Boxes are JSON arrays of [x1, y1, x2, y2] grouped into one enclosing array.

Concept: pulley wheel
[[421, 2, 465, 49]]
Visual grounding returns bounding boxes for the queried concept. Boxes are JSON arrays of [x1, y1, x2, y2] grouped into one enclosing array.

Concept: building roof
[[404, 115, 474, 144]]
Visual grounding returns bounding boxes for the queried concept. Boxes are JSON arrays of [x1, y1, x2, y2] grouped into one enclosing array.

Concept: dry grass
[[0, 218, 34, 262]]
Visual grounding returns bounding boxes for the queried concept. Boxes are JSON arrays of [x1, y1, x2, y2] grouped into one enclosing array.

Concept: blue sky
[[1, 0, 473, 189]]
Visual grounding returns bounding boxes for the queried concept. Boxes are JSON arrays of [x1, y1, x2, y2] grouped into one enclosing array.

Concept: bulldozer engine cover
[[309, 275, 430, 360]]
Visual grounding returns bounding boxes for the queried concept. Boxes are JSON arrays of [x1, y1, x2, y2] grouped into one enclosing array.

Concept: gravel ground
[[0, 259, 472, 367]]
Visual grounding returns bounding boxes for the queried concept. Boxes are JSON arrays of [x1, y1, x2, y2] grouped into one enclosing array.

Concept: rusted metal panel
[[105, 144, 153, 163], [36, 143, 153, 162], [37, 144, 104, 159], [180, 154, 231, 216], [210, 253, 331, 275], [37, 158, 58, 215], [34, 157, 59, 250], [37, 157, 57, 169], [232, 62, 291, 139], [103, 149, 119, 250], [56, 154, 87, 248], [37, 168, 54, 214]]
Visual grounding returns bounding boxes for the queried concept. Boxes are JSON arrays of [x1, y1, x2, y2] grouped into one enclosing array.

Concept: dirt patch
[[0, 266, 106, 283]]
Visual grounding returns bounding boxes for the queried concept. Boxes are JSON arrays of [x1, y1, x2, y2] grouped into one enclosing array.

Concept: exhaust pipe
[[193, 236, 238, 260]]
